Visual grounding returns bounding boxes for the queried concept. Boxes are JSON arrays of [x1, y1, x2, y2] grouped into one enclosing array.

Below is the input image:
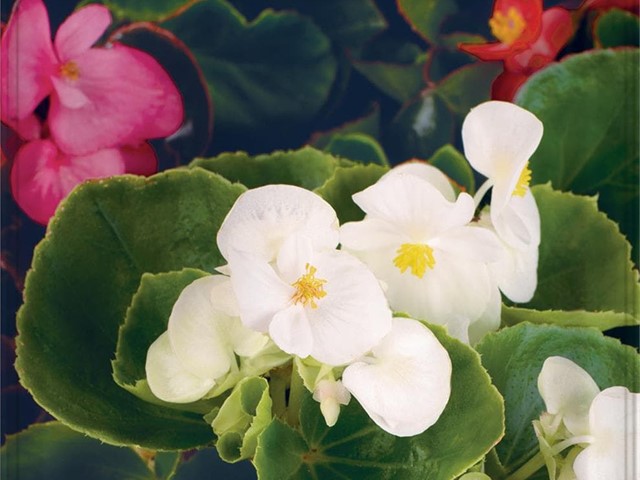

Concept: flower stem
[[504, 452, 546, 480], [286, 362, 305, 427]]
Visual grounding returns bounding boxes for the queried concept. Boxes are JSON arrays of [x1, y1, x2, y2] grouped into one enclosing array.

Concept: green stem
[[504, 452, 546, 480], [286, 362, 305, 427]]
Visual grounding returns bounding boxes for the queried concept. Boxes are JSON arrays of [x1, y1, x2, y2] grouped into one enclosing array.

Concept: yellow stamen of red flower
[[513, 164, 532, 197], [59, 61, 80, 81], [490, 7, 527, 45], [393, 243, 435, 278], [291, 264, 327, 309]]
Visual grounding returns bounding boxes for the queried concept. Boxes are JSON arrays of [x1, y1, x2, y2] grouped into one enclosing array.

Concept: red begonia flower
[[491, 71, 529, 101], [459, 0, 543, 61], [10, 138, 157, 225], [1, 0, 183, 155]]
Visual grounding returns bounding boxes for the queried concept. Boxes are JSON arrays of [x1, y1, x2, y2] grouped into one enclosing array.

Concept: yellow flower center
[[512, 164, 532, 197], [393, 243, 435, 279], [60, 61, 80, 81], [291, 263, 327, 309], [489, 7, 527, 45]]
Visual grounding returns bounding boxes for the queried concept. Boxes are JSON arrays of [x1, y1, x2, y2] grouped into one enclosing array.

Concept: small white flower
[[379, 160, 456, 201], [536, 356, 640, 480], [342, 317, 452, 437], [313, 379, 351, 427], [218, 185, 392, 366], [145, 275, 286, 403], [461, 100, 543, 250], [340, 173, 502, 343]]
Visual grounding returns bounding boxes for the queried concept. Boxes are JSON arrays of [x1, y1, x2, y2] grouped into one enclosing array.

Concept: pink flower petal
[[120, 142, 158, 176], [3, 114, 41, 141], [48, 45, 184, 155], [1, 0, 57, 121], [54, 4, 112, 62], [10, 139, 125, 225]]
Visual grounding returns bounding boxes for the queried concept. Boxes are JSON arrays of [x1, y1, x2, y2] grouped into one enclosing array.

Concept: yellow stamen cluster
[[393, 243, 436, 279], [59, 61, 80, 81], [291, 263, 327, 309], [512, 164, 532, 197], [489, 7, 526, 45]]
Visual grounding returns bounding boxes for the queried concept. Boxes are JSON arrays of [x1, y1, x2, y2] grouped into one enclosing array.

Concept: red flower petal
[[121, 142, 158, 176], [494, 0, 543, 46], [505, 7, 574, 73], [491, 71, 529, 101], [54, 4, 112, 62], [10, 139, 125, 225], [48, 45, 184, 155], [0, 0, 57, 122]]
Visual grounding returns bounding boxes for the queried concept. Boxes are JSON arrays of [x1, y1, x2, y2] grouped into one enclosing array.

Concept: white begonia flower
[[313, 379, 351, 427], [340, 174, 503, 343], [538, 356, 600, 437], [146, 275, 285, 403], [379, 160, 456, 201], [536, 356, 640, 480], [573, 386, 640, 480], [461, 100, 543, 250], [341, 317, 452, 437], [218, 185, 392, 366]]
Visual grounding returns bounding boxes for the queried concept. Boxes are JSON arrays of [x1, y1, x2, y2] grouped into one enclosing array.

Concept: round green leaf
[[594, 9, 640, 48], [0, 422, 154, 480], [351, 56, 427, 104], [428, 144, 475, 194], [171, 448, 257, 479], [191, 147, 341, 190], [527, 185, 639, 323], [314, 163, 388, 223], [435, 62, 501, 117], [397, 0, 459, 44], [516, 49, 640, 261], [502, 306, 636, 331], [477, 323, 640, 474], [254, 325, 504, 480], [309, 105, 381, 149], [324, 133, 389, 166], [161, 0, 337, 135], [16, 169, 246, 449]]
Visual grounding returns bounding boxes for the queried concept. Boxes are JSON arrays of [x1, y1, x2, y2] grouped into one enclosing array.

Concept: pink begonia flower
[[10, 138, 157, 225], [1, 0, 183, 155]]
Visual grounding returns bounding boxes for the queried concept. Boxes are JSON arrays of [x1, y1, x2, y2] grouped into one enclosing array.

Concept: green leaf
[[161, 0, 337, 135], [112, 24, 212, 165], [594, 9, 640, 48], [16, 169, 246, 449], [428, 144, 475, 194], [397, 0, 459, 44], [516, 49, 640, 262], [210, 376, 273, 462], [98, 0, 193, 21], [315, 164, 388, 223], [112, 268, 216, 412], [435, 62, 501, 116], [254, 325, 504, 480], [191, 147, 341, 190], [324, 133, 389, 166], [527, 185, 639, 324], [502, 306, 637, 330], [476, 323, 640, 474], [351, 56, 426, 104], [310, 105, 381, 149], [385, 91, 456, 162], [155, 451, 181, 480], [0, 422, 154, 480]]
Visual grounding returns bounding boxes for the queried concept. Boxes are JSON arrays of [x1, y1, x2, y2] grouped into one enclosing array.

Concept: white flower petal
[[268, 305, 313, 358], [276, 233, 314, 283], [209, 274, 240, 317], [313, 379, 351, 427], [431, 225, 503, 263], [537, 356, 600, 436], [229, 321, 270, 358], [467, 283, 502, 346], [168, 276, 234, 381], [145, 332, 216, 403], [352, 175, 473, 239], [342, 318, 452, 437], [340, 217, 408, 251], [217, 185, 339, 262], [227, 249, 293, 332], [462, 101, 543, 216], [491, 241, 539, 304], [573, 386, 640, 480], [492, 190, 541, 250], [380, 161, 456, 201], [306, 250, 392, 365]]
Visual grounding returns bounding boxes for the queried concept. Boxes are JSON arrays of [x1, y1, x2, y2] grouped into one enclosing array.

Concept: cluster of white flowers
[[145, 101, 543, 437], [536, 356, 640, 479]]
